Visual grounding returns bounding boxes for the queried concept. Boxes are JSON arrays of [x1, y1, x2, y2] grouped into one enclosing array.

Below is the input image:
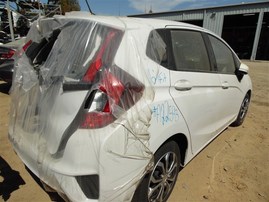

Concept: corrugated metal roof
[[128, 1, 269, 60], [129, 1, 269, 17]]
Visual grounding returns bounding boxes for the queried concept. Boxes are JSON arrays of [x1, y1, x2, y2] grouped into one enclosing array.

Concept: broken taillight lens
[[80, 66, 144, 129], [78, 28, 144, 129]]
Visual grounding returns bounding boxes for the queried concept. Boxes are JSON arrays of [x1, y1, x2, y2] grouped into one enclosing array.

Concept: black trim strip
[[63, 82, 93, 91]]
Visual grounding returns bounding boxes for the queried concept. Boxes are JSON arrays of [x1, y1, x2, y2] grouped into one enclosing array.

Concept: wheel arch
[[247, 89, 252, 99], [160, 133, 188, 167]]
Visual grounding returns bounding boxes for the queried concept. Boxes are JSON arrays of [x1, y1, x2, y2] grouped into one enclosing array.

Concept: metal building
[[130, 1, 269, 61]]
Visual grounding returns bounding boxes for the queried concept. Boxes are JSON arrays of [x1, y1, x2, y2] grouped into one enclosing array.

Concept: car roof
[[55, 11, 214, 35]]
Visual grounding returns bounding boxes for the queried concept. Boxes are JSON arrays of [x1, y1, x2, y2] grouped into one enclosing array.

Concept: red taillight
[[83, 58, 102, 82], [1, 49, 15, 59], [80, 112, 115, 129], [79, 67, 144, 129], [78, 29, 144, 129], [83, 30, 119, 82], [17, 40, 32, 57], [22, 40, 32, 51], [100, 71, 125, 104], [80, 70, 125, 129]]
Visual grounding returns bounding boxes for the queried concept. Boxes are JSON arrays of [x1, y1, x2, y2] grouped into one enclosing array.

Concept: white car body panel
[[169, 71, 224, 153]]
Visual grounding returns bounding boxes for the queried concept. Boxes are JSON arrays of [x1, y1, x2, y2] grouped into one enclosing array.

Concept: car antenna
[[85, 0, 95, 15]]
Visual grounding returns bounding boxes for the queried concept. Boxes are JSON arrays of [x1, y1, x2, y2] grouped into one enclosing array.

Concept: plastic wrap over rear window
[[41, 21, 123, 82], [15, 19, 124, 88]]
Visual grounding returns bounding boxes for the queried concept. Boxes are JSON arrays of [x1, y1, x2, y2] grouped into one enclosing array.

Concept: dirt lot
[[0, 61, 268, 202]]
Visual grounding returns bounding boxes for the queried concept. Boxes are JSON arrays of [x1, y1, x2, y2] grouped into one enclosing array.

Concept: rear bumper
[[9, 123, 152, 202], [10, 133, 93, 201]]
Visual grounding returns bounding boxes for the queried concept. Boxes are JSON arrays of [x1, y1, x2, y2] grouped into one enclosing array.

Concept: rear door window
[[171, 30, 211, 72], [146, 29, 175, 69]]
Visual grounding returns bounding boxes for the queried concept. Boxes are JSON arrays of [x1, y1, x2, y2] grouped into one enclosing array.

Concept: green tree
[[60, 0, 80, 14]]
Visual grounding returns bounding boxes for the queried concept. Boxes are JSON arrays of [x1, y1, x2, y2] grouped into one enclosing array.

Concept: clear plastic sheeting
[[9, 14, 167, 201]]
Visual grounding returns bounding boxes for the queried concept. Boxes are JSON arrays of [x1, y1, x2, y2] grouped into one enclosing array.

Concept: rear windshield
[[24, 19, 124, 82]]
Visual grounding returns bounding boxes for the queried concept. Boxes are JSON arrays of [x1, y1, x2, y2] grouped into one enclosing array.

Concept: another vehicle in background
[[0, 38, 25, 83]]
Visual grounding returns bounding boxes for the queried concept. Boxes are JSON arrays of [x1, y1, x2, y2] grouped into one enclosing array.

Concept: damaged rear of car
[[8, 12, 252, 202], [9, 14, 157, 201]]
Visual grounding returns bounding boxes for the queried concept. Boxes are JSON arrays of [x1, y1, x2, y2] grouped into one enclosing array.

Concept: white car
[[9, 12, 252, 202]]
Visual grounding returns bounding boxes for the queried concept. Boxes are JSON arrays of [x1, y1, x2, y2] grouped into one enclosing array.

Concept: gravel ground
[[0, 61, 268, 202]]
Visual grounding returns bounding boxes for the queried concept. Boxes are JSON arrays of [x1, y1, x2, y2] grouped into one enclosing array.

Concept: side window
[[146, 29, 170, 68], [171, 30, 211, 72], [208, 35, 236, 74]]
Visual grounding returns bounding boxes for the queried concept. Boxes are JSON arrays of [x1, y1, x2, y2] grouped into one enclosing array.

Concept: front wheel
[[132, 141, 180, 202], [231, 93, 250, 126]]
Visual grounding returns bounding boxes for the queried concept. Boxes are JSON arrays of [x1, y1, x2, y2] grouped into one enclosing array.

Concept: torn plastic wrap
[[9, 14, 168, 202]]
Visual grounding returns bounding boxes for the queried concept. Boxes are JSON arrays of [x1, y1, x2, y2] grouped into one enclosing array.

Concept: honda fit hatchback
[[9, 12, 252, 202]]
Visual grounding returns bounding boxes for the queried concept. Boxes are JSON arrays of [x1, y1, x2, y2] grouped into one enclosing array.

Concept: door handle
[[222, 81, 229, 89], [174, 80, 192, 91]]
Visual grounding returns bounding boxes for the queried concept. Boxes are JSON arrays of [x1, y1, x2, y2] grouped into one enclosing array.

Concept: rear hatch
[[9, 16, 145, 156]]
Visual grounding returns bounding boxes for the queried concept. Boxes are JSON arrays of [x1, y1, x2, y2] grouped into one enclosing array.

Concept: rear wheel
[[231, 93, 250, 126], [132, 141, 180, 202]]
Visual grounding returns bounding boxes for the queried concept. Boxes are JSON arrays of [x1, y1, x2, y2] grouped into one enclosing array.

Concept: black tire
[[132, 141, 180, 202], [231, 93, 250, 127]]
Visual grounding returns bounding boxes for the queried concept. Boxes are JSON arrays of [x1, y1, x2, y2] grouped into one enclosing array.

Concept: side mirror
[[236, 63, 249, 81], [238, 63, 249, 74]]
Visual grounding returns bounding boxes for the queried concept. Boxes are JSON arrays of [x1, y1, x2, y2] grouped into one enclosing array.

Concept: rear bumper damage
[[9, 122, 153, 202]]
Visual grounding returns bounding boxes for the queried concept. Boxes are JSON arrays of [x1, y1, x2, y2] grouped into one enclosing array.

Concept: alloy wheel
[[148, 152, 178, 202], [239, 96, 250, 120]]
